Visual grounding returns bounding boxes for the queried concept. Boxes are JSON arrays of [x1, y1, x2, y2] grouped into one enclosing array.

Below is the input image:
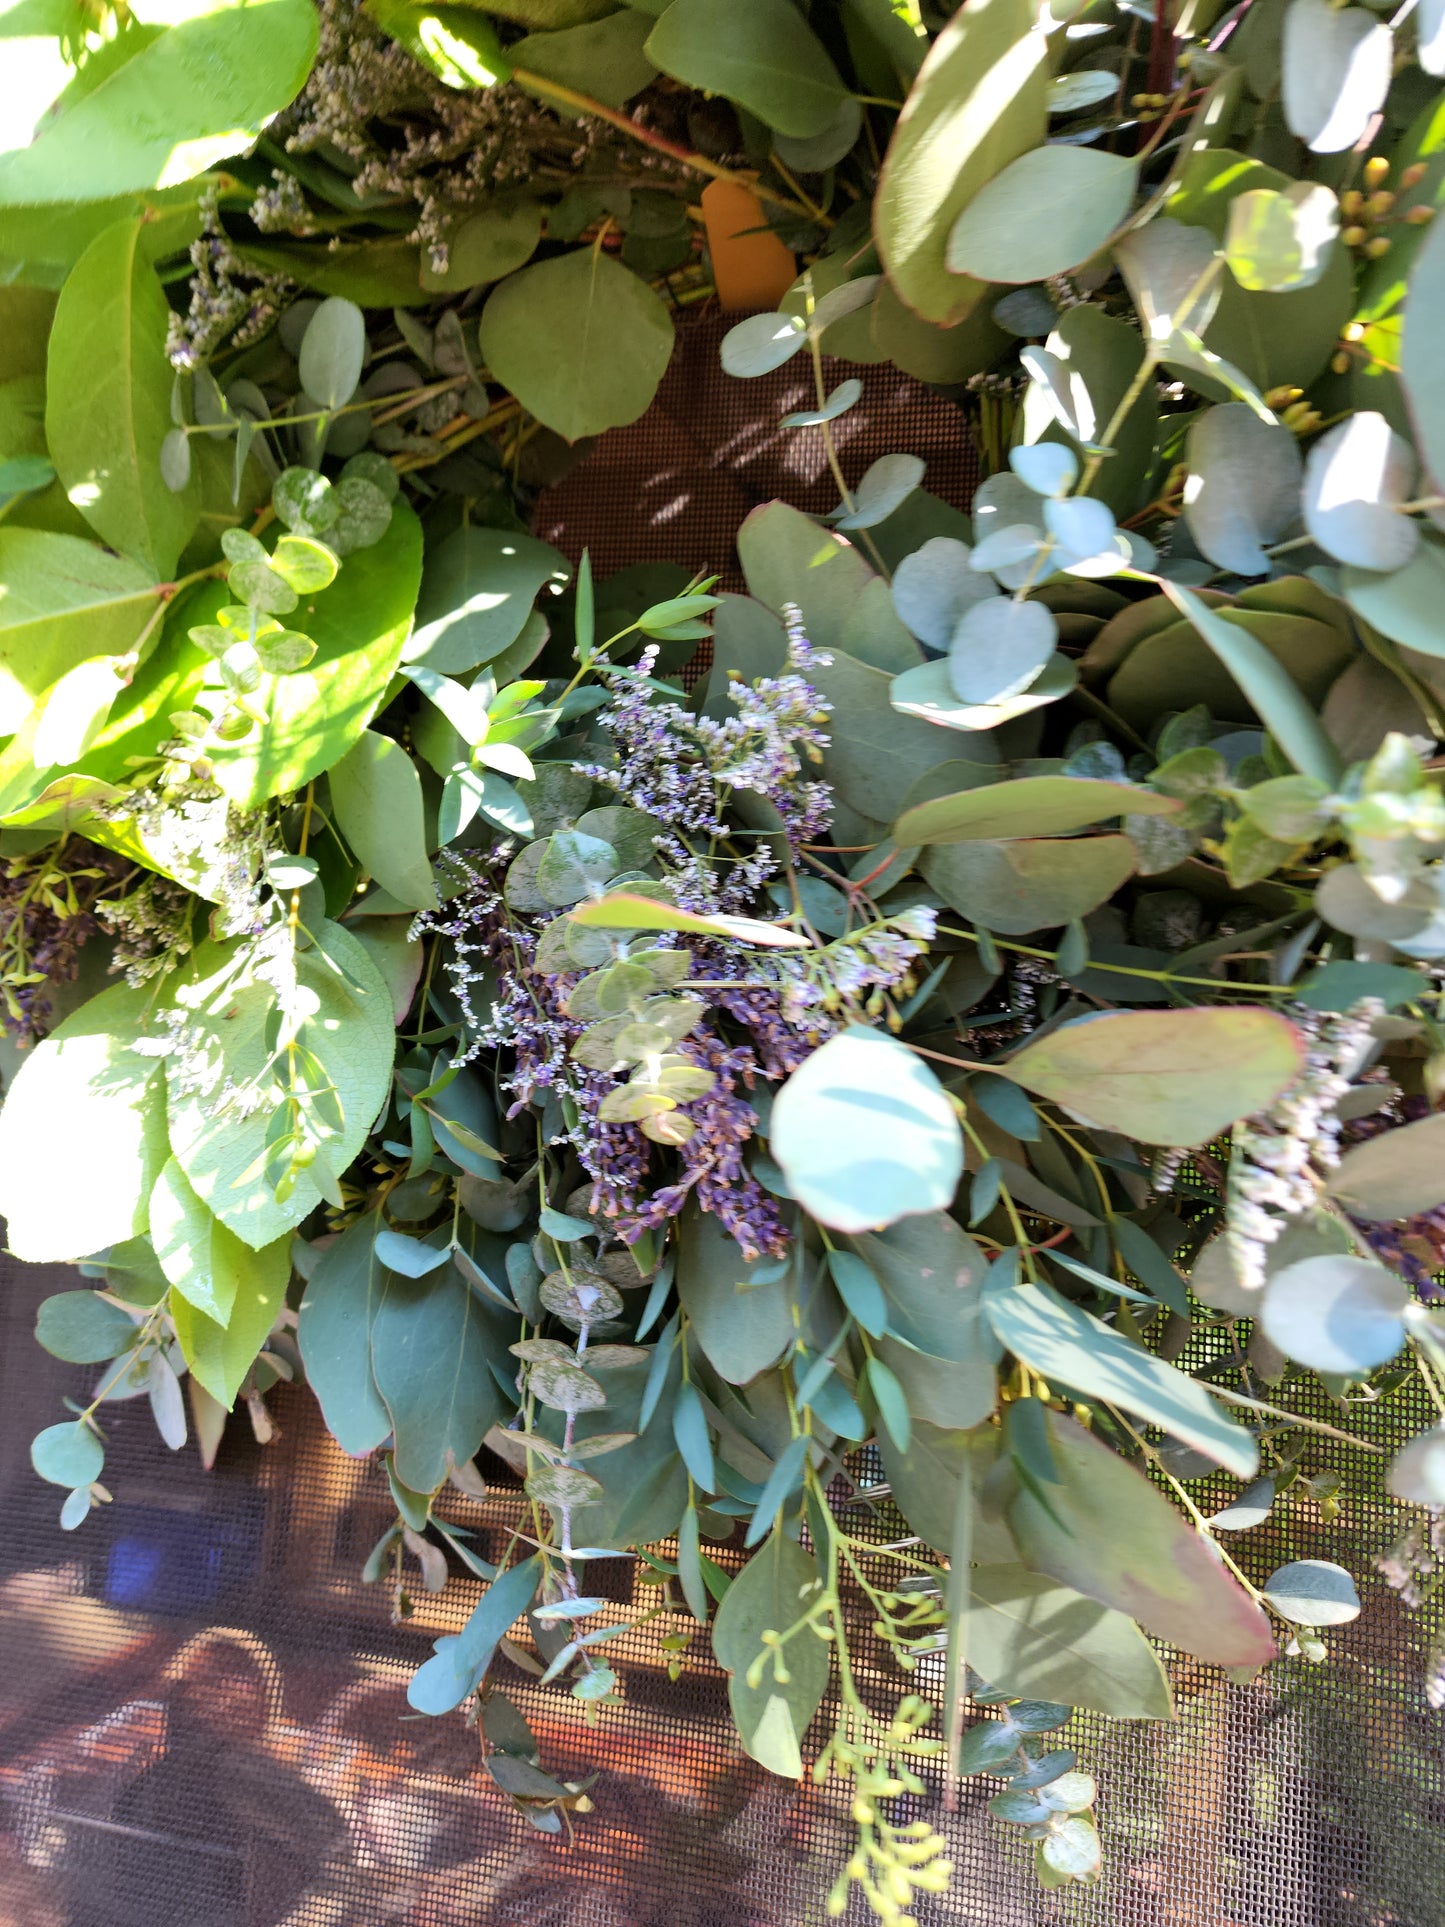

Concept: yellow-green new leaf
[[896, 776, 1179, 846], [171, 1231, 290, 1408], [0, 528, 160, 735]]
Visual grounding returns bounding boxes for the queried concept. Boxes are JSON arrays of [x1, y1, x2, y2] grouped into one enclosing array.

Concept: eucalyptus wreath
[[6, 0, 1445, 1916]]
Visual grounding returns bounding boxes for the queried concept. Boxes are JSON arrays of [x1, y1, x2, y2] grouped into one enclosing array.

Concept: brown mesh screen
[[3, 1253, 1442, 1927], [534, 311, 980, 594]]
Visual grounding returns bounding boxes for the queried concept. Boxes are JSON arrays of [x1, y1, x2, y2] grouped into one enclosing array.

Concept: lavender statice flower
[[617, 1034, 789, 1261], [575, 646, 730, 838]]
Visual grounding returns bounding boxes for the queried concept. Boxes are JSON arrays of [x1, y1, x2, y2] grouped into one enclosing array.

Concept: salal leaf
[[947, 147, 1137, 284], [298, 1212, 394, 1457], [1005, 1412, 1274, 1662], [0, 528, 159, 736], [896, 775, 1177, 846], [1327, 1109, 1445, 1220], [1301, 412, 1418, 573], [150, 1156, 248, 1324], [46, 215, 200, 576], [407, 1555, 542, 1714], [208, 502, 423, 808], [1183, 405, 1303, 577], [983, 1279, 1259, 1477], [166, 922, 395, 1250], [0, 0, 319, 205], [0, 982, 169, 1262], [1003, 1006, 1302, 1147], [1260, 1254, 1410, 1375], [170, 1231, 290, 1408], [478, 248, 673, 443], [771, 1026, 963, 1233], [711, 1528, 828, 1777], [873, 0, 1049, 325], [329, 729, 439, 912], [1281, 0, 1392, 153], [644, 0, 847, 139], [968, 1562, 1174, 1719]]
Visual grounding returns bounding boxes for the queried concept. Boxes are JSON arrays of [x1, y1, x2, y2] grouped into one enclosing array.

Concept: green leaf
[[711, 1528, 828, 1777], [298, 1212, 394, 1457], [676, 1202, 795, 1385], [922, 835, 1135, 936], [478, 248, 674, 443], [735, 503, 917, 670], [170, 1231, 289, 1407], [35, 1290, 137, 1364], [873, 0, 1049, 325], [676, 1504, 709, 1624], [297, 296, 366, 411], [32, 1420, 103, 1489], [0, 981, 168, 1262], [44, 215, 198, 575], [948, 147, 1136, 285], [420, 197, 542, 292], [374, 1229, 453, 1278], [1005, 1412, 1275, 1664], [0, 0, 319, 205], [827, 1249, 889, 1338], [984, 1281, 1258, 1478], [166, 922, 395, 1249], [1183, 404, 1304, 577], [671, 1379, 716, 1492], [1263, 1558, 1361, 1625], [1342, 538, 1445, 659], [329, 729, 438, 912], [1224, 183, 1339, 293], [0, 528, 159, 735], [407, 1555, 542, 1714], [372, 1263, 510, 1493], [832, 453, 924, 531], [568, 891, 809, 948], [1260, 1254, 1409, 1376], [150, 1155, 251, 1324], [896, 776, 1177, 847], [644, 0, 846, 138], [864, 1354, 910, 1450], [1281, 0, 1392, 154], [1402, 209, 1445, 510], [720, 311, 809, 379], [514, 9, 657, 108], [967, 1563, 1173, 1720], [208, 502, 423, 808], [1327, 1109, 1445, 1219], [855, 1212, 999, 1431], [770, 1026, 963, 1234], [1004, 1006, 1303, 1147]]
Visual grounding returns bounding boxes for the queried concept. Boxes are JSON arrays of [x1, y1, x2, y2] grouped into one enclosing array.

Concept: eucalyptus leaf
[[1282, 0, 1393, 153], [948, 147, 1137, 284], [644, 0, 847, 138], [1262, 1558, 1361, 1625], [1260, 1254, 1409, 1376]]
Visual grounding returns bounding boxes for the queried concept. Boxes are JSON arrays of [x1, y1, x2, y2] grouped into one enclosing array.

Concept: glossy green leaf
[[873, 0, 1049, 324], [478, 248, 674, 443], [329, 729, 439, 912], [0, 0, 318, 204], [404, 525, 569, 673], [46, 215, 200, 575], [1003, 1006, 1304, 1147], [170, 1230, 289, 1407], [711, 1527, 828, 1777], [1005, 1413, 1274, 1662], [770, 1026, 963, 1233], [150, 1155, 248, 1324], [644, 0, 846, 138], [984, 1281, 1259, 1478], [0, 981, 169, 1262]]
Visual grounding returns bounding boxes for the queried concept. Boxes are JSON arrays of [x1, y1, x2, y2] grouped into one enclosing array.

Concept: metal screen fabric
[[3, 320, 1443, 1926], [3, 1261, 1442, 1927]]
